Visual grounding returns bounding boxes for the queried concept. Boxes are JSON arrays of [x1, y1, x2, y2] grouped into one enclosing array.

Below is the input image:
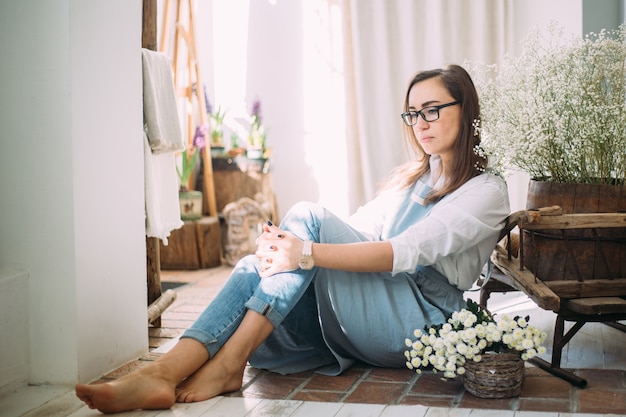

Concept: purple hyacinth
[[251, 99, 262, 122], [193, 124, 207, 150]]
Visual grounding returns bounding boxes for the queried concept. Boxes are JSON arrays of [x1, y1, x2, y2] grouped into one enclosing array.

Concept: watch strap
[[302, 240, 313, 256]]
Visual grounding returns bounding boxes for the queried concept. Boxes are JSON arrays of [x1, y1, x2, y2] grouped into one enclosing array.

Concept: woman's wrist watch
[[298, 240, 315, 270]]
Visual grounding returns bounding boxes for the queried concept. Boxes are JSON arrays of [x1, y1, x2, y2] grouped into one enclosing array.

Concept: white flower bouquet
[[466, 23, 626, 184], [403, 300, 547, 379]]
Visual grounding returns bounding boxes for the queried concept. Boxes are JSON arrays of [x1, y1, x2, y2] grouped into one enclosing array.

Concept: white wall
[[0, 0, 147, 388]]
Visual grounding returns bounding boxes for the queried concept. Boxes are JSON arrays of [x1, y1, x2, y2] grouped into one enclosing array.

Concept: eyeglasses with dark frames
[[400, 101, 460, 126]]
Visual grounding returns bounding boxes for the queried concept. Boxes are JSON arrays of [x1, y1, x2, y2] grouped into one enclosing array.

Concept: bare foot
[[75, 371, 176, 414], [175, 359, 244, 403]]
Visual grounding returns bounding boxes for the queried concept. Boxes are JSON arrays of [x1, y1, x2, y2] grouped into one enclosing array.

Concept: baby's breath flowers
[[466, 23, 626, 184], [404, 300, 547, 379]]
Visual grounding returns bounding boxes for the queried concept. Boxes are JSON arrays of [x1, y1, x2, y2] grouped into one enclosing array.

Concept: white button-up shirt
[[347, 159, 510, 290]]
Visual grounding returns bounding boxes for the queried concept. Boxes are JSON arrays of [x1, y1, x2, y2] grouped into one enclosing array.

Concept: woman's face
[[407, 77, 461, 165]]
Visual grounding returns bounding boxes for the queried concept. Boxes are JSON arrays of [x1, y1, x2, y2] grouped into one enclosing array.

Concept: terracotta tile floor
[[96, 266, 626, 415]]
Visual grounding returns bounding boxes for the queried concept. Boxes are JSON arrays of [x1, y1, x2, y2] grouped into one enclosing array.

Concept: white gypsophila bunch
[[403, 300, 547, 379], [465, 23, 626, 184]]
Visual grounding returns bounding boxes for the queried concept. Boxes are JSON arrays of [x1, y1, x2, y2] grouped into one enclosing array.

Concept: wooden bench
[[480, 206, 626, 387]]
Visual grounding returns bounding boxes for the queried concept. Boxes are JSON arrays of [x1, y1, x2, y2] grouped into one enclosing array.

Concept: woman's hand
[[255, 222, 304, 278]]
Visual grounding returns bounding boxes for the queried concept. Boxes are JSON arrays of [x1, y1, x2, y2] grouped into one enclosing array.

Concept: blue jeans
[[180, 202, 329, 359]]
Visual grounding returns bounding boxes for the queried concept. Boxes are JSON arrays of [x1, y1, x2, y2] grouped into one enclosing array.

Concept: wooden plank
[[247, 399, 303, 417], [141, 0, 157, 50], [335, 403, 386, 417], [142, 0, 162, 325], [159, 221, 200, 270], [545, 279, 626, 299], [201, 397, 263, 417], [490, 246, 560, 311], [379, 405, 429, 417], [291, 402, 344, 417], [564, 297, 626, 315], [521, 212, 626, 230], [195, 216, 222, 268]]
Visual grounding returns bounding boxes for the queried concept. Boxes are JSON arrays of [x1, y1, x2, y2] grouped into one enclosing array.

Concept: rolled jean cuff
[[180, 329, 223, 358], [245, 296, 285, 328]]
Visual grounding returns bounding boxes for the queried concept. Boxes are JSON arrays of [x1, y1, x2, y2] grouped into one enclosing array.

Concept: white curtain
[[341, 0, 515, 212]]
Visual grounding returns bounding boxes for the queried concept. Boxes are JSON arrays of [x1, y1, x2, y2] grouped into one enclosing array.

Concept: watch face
[[298, 255, 314, 270]]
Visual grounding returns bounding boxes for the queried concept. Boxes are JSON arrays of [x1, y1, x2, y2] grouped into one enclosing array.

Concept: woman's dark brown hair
[[384, 64, 486, 203]]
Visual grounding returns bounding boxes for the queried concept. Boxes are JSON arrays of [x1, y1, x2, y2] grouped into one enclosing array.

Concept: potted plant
[[246, 99, 267, 159], [228, 133, 246, 157], [404, 299, 547, 398], [176, 129, 204, 221], [209, 105, 226, 157], [466, 23, 626, 280]]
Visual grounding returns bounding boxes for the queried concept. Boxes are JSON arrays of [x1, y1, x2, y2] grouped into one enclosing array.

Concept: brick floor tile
[[577, 368, 626, 389], [576, 388, 626, 414], [161, 319, 196, 328], [344, 381, 406, 404], [291, 390, 344, 402], [520, 375, 572, 399], [367, 367, 415, 383], [304, 370, 361, 391], [524, 366, 552, 377], [149, 337, 176, 349], [410, 373, 463, 396], [239, 373, 304, 399], [162, 311, 201, 321], [459, 392, 517, 410], [148, 327, 184, 338]]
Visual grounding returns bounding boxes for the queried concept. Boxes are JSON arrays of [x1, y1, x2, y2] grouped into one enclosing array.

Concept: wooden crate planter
[[159, 216, 222, 270]]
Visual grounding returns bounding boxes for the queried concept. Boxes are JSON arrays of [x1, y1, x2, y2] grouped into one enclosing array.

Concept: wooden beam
[[142, 0, 157, 50], [143, 0, 163, 327]]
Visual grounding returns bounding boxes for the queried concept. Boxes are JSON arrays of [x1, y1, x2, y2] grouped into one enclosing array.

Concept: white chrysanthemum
[[405, 338, 413, 347], [456, 342, 469, 355], [413, 329, 423, 338], [522, 338, 535, 350]]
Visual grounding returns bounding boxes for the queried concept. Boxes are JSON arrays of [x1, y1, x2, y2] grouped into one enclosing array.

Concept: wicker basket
[[463, 351, 524, 399]]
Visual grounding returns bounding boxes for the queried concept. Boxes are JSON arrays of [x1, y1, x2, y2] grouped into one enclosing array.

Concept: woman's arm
[[255, 223, 393, 278]]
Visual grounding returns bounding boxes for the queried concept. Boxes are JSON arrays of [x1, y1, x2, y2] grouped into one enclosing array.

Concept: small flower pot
[[246, 148, 264, 159], [210, 146, 225, 158], [179, 190, 203, 221]]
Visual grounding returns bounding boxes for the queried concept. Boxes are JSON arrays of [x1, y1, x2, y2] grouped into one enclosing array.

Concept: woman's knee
[[282, 201, 324, 221], [279, 201, 325, 236]]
